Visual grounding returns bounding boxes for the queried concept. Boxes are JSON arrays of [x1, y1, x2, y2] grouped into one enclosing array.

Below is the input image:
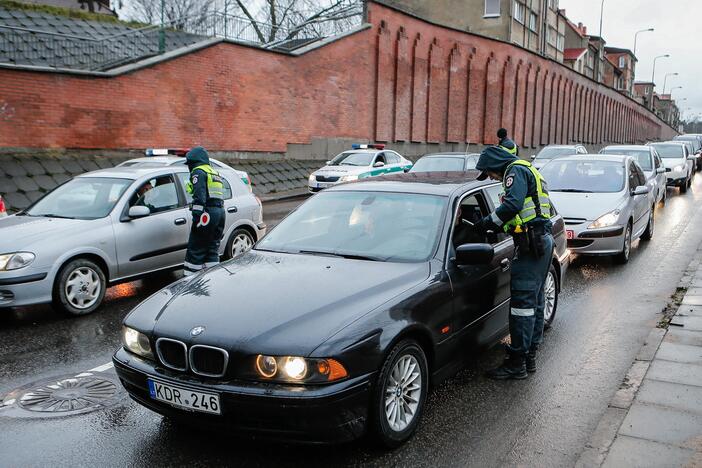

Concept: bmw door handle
[[174, 218, 186, 225], [227, 206, 238, 213], [500, 258, 511, 271]]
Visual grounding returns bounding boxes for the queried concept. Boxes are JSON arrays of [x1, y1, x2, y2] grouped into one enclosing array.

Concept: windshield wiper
[[553, 189, 594, 193], [37, 213, 76, 219], [298, 250, 384, 261]]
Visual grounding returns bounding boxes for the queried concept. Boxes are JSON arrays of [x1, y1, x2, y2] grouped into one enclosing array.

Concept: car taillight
[[245, 175, 253, 192], [0, 196, 6, 216]]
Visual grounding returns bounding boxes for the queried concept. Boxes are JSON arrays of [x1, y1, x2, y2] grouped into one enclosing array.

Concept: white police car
[[308, 144, 412, 192]]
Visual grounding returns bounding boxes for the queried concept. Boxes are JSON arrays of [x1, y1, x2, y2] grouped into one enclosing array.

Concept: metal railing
[[0, 5, 365, 71]]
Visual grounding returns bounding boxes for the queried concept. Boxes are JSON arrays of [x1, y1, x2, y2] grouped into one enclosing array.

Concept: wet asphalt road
[[3, 180, 702, 467]]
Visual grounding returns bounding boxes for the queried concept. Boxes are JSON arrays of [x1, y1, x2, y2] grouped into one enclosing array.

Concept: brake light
[[0, 196, 6, 217], [351, 144, 386, 150]]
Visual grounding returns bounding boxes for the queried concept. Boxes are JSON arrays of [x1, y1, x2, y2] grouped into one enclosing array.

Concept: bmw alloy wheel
[[384, 355, 422, 432], [543, 270, 557, 323], [65, 267, 101, 310]]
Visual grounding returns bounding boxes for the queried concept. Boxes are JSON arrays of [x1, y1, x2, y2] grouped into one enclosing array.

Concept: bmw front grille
[[155, 338, 228, 377]]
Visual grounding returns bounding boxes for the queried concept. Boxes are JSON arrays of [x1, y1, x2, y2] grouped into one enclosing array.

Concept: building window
[[548, 0, 559, 10], [485, 0, 500, 17], [528, 12, 538, 32], [618, 56, 626, 68], [557, 34, 565, 51], [514, 1, 525, 24], [548, 27, 557, 46]]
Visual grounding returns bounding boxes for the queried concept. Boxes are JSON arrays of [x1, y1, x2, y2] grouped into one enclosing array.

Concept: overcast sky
[[559, 0, 702, 121]]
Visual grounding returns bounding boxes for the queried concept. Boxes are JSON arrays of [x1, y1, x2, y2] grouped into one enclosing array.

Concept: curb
[[575, 248, 702, 467], [259, 189, 310, 203]]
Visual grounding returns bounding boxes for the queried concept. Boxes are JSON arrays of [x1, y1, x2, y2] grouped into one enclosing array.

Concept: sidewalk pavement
[[583, 253, 702, 467]]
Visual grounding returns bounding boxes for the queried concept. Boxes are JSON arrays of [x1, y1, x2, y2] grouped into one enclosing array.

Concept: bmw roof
[[325, 171, 493, 196]]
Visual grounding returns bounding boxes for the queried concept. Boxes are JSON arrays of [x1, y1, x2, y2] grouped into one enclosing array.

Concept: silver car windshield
[[536, 147, 575, 159], [540, 160, 624, 193], [257, 191, 446, 262], [26, 177, 132, 219], [651, 144, 684, 158], [411, 157, 466, 172], [601, 149, 652, 171], [330, 152, 374, 167]]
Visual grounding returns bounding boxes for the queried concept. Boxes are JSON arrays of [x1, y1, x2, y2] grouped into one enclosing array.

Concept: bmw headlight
[[340, 174, 359, 182], [121, 326, 154, 359], [253, 354, 348, 383], [0, 252, 35, 271], [589, 210, 620, 229], [674, 165, 684, 172]]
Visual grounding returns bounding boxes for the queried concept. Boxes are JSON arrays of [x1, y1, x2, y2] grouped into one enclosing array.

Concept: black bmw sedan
[[113, 172, 569, 447]]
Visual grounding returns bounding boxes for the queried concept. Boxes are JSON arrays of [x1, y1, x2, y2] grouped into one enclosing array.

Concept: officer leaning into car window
[[497, 128, 519, 156], [472, 146, 554, 380], [183, 146, 226, 277]]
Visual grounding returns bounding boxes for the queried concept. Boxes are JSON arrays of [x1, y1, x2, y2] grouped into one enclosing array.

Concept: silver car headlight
[[308, 174, 316, 184], [588, 210, 620, 229], [674, 165, 684, 172], [340, 174, 358, 182], [122, 326, 154, 359], [0, 252, 35, 271]]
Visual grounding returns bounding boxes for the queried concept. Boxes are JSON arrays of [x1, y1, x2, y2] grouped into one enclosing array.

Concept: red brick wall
[[0, 1, 675, 154]]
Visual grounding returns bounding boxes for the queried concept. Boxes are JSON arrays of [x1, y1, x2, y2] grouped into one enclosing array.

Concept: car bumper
[[667, 175, 687, 186], [566, 224, 625, 255], [0, 271, 52, 308], [113, 348, 372, 443]]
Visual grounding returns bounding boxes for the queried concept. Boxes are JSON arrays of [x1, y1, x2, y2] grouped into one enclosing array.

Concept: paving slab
[[619, 402, 702, 448], [676, 305, 702, 317], [665, 328, 702, 347], [681, 295, 702, 306], [637, 379, 702, 415], [603, 435, 694, 468], [655, 341, 702, 366], [646, 360, 702, 387], [670, 315, 702, 331]]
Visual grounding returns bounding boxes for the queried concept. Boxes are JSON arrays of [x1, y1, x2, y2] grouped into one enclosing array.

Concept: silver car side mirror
[[631, 185, 650, 196], [128, 205, 150, 219], [656, 167, 666, 174], [530, 155, 536, 160]]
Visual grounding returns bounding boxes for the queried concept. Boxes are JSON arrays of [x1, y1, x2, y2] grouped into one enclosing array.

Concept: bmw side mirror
[[373, 161, 385, 168], [631, 185, 650, 196], [454, 243, 494, 265], [656, 167, 666, 174], [128, 205, 150, 219]]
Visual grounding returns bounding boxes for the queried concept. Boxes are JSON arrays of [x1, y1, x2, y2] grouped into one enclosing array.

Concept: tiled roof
[[0, 6, 204, 70], [563, 48, 587, 61]]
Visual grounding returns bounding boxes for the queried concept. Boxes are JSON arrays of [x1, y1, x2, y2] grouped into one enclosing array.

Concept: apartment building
[[604, 47, 637, 95]]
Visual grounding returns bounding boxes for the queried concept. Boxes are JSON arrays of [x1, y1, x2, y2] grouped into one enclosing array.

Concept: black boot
[[526, 348, 537, 373], [486, 353, 528, 380]]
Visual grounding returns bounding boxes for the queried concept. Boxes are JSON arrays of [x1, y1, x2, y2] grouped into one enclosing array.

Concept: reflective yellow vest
[[186, 164, 224, 200], [499, 144, 518, 155], [502, 160, 551, 233]]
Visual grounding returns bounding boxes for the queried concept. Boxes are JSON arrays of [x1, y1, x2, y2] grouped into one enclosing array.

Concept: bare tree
[[126, 0, 213, 26]]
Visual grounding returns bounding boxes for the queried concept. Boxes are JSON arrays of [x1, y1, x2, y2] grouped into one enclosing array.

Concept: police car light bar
[[351, 144, 386, 150], [145, 148, 190, 157]]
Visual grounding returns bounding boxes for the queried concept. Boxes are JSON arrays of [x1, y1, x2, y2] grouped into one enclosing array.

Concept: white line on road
[[88, 362, 114, 373]]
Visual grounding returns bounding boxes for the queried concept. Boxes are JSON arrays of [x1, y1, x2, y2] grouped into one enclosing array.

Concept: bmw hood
[[550, 191, 627, 221], [127, 250, 430, 356], [0, 215, 89, 251]]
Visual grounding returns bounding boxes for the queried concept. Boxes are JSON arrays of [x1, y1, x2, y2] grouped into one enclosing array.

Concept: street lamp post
[[662, 72, 678, 96], [633, 28, 654, 57], [598, 0, 605, 37], [650, 54, 670, 110], [670, 87, 683, 126]]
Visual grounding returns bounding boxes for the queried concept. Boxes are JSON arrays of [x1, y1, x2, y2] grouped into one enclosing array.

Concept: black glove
[[473, 216, 498, 234]]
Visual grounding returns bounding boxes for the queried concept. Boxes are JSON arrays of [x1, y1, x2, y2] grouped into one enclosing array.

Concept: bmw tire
[[52, 258, 106, 316], [224, 228, 255, 260], [614, 223, 632, 264], [370, 339, 429, 448]]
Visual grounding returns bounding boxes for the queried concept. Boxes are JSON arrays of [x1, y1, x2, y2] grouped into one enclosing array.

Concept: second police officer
[[183, 146, 226, 277], [497, 127, 519, 156], [473, 146, 554, 379]]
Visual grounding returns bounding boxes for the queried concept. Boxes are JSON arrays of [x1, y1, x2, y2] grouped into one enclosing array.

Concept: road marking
[[89, 362, 114, 373]]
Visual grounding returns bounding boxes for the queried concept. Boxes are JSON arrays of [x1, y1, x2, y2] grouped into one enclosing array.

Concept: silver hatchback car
[[0, 159, 265, 315], [540, 154, 653, 264]]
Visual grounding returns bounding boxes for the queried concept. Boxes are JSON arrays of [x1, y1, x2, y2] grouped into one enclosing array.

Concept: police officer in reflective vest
[[473, 146, 554, 379], [497, 128, 519, 156], [183, 146, 226, 276]]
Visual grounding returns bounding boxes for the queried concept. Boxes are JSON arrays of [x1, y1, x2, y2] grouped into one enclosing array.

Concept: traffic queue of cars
[[1, 138, 700, 448]]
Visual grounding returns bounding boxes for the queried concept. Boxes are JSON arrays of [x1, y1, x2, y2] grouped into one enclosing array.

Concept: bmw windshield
[[25, 177, 132, 219], [330, 152, 375, 166], [257, 191, 446, 262], [539, 160, 625, 193]]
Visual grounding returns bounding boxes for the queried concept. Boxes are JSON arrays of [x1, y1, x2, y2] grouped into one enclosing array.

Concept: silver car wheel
[[543, 271, 557, 322], [385, 354, 422, 432], [65, 267, 101, 310], [231, 232, 253, 258]]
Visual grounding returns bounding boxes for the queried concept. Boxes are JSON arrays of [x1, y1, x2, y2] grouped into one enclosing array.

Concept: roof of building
[[635, 81, 655, 85], [563, 47, 587, 61], [0, 5, 203, 70], [605, 46, 637, 61]]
